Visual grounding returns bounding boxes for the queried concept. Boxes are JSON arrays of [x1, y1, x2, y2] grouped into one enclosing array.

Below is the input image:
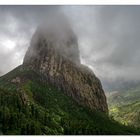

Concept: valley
[[107, 86, 140, 128]]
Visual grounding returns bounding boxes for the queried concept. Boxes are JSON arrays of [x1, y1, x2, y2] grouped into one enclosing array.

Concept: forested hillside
[[108, 87, 140, 128], [0, 66, 139, 135]]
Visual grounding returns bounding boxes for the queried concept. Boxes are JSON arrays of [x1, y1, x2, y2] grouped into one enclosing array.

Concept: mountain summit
[[23, 15, 108, 113], [1, 14, 138, 135]]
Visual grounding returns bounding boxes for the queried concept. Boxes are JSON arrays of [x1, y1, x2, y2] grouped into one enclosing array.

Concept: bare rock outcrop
[[23, 16, 108, 113]]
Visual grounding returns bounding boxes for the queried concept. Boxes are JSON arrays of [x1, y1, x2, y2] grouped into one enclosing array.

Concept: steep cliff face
[[23, 19, 108, 113]]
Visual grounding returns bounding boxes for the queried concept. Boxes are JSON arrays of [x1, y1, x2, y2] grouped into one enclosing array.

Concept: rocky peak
[[24, 13, 80, 65], [23, 15, 108, 113]]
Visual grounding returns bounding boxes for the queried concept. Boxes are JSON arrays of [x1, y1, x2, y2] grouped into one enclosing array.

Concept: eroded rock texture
[[23, 18, 108, 113]]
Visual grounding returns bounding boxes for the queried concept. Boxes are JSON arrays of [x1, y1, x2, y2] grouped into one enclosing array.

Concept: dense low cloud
[[0, 6, 59, 74], [0, 6, 140, 91], [62, 6, 140, 90]]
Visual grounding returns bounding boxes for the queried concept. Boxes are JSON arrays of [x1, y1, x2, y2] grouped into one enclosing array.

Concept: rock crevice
[[23, 20, 108, 113]]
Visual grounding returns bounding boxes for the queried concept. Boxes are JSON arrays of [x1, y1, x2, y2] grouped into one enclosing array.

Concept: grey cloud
[[64, 6, 140, 80], [0, 6, 60, 75], [0, 6, 140, 91], [61, 6, 140, 91], [93, 6, 140, 82]]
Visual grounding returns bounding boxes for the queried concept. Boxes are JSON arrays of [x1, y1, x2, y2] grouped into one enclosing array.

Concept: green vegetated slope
[[0, 66, 139, 135], [108, 87, 140, 106], [108, 87, 140, 128]]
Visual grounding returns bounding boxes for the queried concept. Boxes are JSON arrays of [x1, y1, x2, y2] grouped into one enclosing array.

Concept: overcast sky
[[0, 5, 140, 90]]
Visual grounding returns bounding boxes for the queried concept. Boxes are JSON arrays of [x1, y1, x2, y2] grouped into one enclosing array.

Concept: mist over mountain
[[0, 5, 140, 135], [102, 78, 140, 92], [23, 12, 108, 113], [0, 71, 2, 76], [25, 11, 80, 65], [0, 6, 140, 91], [0, 9, 113, 134]]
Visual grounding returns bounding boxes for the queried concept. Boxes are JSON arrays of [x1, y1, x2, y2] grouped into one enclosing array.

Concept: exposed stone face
[[11, 77, 21, 84], [24, 17, 80, 65], [23, 22, 108, 113]]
